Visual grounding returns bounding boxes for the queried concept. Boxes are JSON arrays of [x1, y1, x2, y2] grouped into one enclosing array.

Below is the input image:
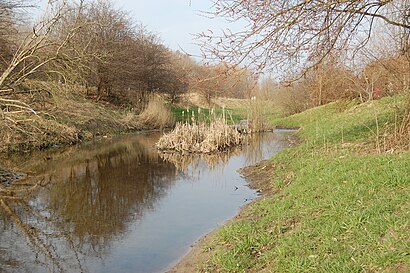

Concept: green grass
[[199, 95, 410, 272], [171, 105, 244, 124]]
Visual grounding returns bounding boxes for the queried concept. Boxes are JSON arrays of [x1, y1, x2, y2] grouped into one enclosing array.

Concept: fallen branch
[[0, 98, 37, 115]]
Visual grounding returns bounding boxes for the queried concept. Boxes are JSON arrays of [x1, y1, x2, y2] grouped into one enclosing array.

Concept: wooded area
[[2, 0, 410, 151], [0, 0, 255, 104], [0, 0, 258, 151]]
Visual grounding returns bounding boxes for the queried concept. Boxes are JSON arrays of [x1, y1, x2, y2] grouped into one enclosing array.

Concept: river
[[0, 130, 292, 273]]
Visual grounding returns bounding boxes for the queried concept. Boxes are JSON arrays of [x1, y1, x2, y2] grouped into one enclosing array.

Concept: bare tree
[[0, 0, 85, 90], [0, 0, 88, 130], [199, 0, 410, 77], [0, 1, 34, 73]]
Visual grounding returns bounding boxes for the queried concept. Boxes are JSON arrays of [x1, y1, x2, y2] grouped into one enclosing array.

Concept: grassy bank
[[171, 105, 243, 124], [171, 95, 279, 126], [194, 95, 410, 272], [0, 81, 174, 154]]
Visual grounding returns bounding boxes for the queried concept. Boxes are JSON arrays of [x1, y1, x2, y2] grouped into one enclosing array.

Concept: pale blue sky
[[33, 0, 235, 58], [113, 0, 227, 57]]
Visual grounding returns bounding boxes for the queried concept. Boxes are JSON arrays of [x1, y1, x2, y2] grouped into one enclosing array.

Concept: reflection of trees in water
[[48, 145, 177, 250], [0, 133, 178, 273], [0, 178, 79, 273], [160, 132, 287, 172], [242, 133, 286, 165], [0, 132, 289, 272], [159, 150, 240, 173]]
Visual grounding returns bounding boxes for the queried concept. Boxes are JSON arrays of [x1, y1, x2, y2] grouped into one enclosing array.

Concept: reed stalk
[[156, 117, 244, 153]]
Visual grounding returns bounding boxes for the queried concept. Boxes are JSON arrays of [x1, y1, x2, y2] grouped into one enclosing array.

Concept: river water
[[0, 130, 291, 273]]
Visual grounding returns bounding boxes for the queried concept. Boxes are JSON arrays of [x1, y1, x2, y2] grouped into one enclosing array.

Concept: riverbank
[[169, 95, 410, 272], [0, 81, 176, 186], [0, 81, 148, 155]]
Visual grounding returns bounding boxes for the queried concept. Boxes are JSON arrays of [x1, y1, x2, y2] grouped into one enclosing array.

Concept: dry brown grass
[[0, 80, 144, 153], [137, 94, 175, 129], [246, 96, 265, 132], [212, 96, 249, 109], [156, 118, 244, 153], [180, 92, 251, 110], [379, 97, 410, 152]]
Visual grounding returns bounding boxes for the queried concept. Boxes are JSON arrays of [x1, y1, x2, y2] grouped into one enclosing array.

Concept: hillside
[[187, 95, 410, 272]]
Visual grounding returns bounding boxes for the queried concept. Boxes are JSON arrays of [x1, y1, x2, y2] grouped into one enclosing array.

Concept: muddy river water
[[0, 130, 292, 273]]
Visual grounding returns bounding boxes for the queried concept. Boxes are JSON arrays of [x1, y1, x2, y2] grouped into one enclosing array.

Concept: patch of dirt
[[239, 160, 278, 195], [166, 232, 215, 273], [167, 202, 256, 273]]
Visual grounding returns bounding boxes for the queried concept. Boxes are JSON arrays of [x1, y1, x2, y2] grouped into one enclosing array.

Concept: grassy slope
[[199, 96, 410, 272], [172, 96, 280, 125], [172, 105, 243, 124]]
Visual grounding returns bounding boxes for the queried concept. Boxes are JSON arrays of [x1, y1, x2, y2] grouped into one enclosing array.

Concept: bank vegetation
[[166, 1, 410, 271], [0, 0, 258, 154]]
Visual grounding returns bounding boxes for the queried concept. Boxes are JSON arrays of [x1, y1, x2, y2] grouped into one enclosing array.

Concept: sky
[[32, 0, 235, 59], [112, 0, 229, 57]]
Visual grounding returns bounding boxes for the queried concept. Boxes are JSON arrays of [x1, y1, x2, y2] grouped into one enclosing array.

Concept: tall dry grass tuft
[[380, 94, 410, 152], [247, 96, 265, 133], [156, 118, 244, 153], [138, 94, 175, 129]]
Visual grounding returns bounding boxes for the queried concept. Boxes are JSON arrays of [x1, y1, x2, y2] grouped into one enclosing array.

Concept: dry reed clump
[[247, 96, 265, 133], [156, 119, 244, 153], [138, 94, 175, 129]]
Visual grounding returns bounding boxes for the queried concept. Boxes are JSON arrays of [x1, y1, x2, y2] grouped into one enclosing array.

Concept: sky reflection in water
[[0, 131, 291, 273]]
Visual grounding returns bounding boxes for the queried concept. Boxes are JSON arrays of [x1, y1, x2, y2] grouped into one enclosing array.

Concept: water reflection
[[0, 131, 291, 273], [159, 132, 288, 173], [1, 133, 178, 272]]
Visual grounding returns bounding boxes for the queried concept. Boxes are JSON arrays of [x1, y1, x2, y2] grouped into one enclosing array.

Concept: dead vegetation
[[0, 80, 145, 153], [137, 94, 175, 129], [156, 118, 244, 153]]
